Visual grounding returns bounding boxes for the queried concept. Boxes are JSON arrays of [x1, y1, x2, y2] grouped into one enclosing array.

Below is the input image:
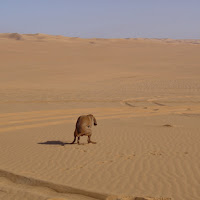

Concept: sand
[[0, 33, 200, 200]]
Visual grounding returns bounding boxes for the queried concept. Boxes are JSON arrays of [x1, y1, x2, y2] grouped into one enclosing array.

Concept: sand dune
[[0, 169, 170, 200], [0, 168, 108, 200], [1, 32, 200, 44], [0, 33, 200, 200]]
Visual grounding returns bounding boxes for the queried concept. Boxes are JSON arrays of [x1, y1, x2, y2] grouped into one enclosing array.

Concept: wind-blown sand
[[0, 33, 200, 200]]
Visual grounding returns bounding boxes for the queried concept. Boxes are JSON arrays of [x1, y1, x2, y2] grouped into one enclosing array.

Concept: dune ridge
[[0, 168, 108, 200], [0, 168, 171, 200], [0, 32, 200, 44]]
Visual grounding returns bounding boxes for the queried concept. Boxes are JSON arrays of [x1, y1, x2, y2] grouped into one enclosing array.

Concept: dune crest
[[0, 33, 23, 40], [0, 32, 199, 44]]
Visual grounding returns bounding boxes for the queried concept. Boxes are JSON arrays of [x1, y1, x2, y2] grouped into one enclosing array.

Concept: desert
[[0, 33, 200, 200]]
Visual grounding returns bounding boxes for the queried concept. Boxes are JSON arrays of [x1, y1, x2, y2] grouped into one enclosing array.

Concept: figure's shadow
[[38, 141, 74, 146]]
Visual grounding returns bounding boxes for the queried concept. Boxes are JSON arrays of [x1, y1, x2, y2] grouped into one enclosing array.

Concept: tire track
[[0, 108, 135, 133]]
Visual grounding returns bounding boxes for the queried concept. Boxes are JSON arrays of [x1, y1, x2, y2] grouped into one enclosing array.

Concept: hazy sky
[[1, 0, 200, 39]]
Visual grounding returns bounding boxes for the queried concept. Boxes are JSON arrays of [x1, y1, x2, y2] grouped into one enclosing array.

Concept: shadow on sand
[[38, 141, 74, 146]]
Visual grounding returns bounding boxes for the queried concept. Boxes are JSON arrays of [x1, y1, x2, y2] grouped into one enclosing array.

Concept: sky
[[0, 0, 200, 39]]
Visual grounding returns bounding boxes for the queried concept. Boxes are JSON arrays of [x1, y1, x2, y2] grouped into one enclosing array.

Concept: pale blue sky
[[0, 0, 200, 39]]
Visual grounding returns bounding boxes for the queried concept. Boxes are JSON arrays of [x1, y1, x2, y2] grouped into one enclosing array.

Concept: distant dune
[[0, 33, 80, 41], [0, 32, 200, 44]]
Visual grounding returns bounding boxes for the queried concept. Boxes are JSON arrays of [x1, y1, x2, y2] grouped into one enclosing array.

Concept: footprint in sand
[[115, 153, 136, 160], [149, 151, 163, 156], [126, 156, 135, 160], [98, 160, 114, 165], [107, 195, 171, 200], [48, 199, 68, 200], [162, 124, 173, 127]]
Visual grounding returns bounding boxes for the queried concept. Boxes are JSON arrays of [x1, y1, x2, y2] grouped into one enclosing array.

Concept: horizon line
[[0, 32, 200, 40]]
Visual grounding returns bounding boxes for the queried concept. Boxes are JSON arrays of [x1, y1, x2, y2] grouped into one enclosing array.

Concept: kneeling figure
[[71, 114, 97, 144]]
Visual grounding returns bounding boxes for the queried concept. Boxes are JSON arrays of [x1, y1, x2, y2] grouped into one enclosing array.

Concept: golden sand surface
[[0, 33, 200, 200]]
